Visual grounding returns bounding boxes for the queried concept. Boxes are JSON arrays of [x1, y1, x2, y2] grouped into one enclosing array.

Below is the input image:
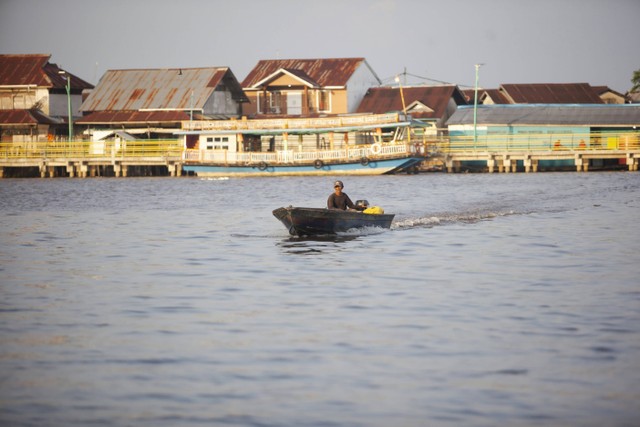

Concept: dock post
[[0, 167, 3, 178], [575, 154, 584, 172], [532, 159, 539, 172], [628, 154, 638, 171], [524, 156, 531, 173], [167, 162, 179, 177], [487, 156, 495, 173], [39, 163, 47, 178], [503, 155, 512, 173], [66, 162, 75, 178], [113, 162, 128, 177], [445, 158, 460, 173], [79, 162, 89, 178]]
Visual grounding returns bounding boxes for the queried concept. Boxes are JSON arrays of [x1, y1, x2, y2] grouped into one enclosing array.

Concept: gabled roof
[[481, 89, 510, 104], [80, 67, 247, 113], [242, 58, 376, 89], [0, 54, 93, 90], [592, 85, 625, 98], [0, 109, 62, 125], [446, 104, 640, 126], [500, 83, 603, 104], [356, 85, 468, 119], [251, 68, 321, 88]]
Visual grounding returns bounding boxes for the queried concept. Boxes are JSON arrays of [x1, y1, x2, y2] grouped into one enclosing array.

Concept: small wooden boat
[[273, 206, 395, 236]]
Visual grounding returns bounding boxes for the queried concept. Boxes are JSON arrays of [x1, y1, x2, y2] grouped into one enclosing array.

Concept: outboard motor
[[355, 200, 370, 209]]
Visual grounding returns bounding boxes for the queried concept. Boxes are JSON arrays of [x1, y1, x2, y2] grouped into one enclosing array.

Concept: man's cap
[[334, 180, 344, 188]]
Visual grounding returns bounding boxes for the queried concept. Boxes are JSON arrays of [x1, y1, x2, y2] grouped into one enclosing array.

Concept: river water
[[1, 172, 639, 427]]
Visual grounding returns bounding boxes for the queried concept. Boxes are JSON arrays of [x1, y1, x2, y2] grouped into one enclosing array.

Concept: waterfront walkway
[[0, 140, 183, 178], [1, 131, 639, 177], [426, 131, 640, 172]]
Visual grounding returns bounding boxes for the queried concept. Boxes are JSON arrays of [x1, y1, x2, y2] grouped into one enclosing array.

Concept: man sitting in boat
[[327, 181, 367, 211]]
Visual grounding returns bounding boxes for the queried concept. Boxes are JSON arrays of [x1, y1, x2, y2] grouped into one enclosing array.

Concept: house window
[[269, 91, 281, 114], [205, 136, 230, 150], [318, 90, 331, 112]]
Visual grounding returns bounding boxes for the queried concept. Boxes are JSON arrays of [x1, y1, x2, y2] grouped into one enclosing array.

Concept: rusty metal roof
[[0, 54, 93, 90], [80, 67, 247, 113], [76, 110, 197, 125], [0, 109, 62, 125], [481, 89, 510, 104], [356, 85, 468, 119], [500, 83, 603, 104], [446, 104, 640, 126], [242, 58, 374, 88]]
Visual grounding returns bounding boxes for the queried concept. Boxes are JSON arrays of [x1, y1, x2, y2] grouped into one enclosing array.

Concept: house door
[[287, 92, 302, 115]]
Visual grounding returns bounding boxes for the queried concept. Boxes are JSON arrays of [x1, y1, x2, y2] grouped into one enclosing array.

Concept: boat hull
[[184, 157, 423, 177], [273, 206, 395, 236]]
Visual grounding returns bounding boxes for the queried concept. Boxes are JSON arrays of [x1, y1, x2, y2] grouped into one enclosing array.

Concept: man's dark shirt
[[327, 193, 357, 210]]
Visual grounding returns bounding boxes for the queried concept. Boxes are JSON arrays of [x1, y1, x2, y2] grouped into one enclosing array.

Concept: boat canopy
[[174, 121, 413, 136], [174, 113, 424, 136]]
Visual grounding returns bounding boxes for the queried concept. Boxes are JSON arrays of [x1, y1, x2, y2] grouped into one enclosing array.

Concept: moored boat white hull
[[184, 157, 423, 177]]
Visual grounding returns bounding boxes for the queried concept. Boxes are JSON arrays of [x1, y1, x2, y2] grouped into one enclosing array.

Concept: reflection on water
[[277, 234, 361, 254]]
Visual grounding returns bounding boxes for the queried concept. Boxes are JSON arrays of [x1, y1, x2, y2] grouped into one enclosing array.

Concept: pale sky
[[1, 0, 638, 93]]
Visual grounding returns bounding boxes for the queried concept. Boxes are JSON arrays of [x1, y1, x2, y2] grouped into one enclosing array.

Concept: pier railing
[[0, 139, 184, 160], [422, 130, 640, 172], [435, 131, 640, 153]]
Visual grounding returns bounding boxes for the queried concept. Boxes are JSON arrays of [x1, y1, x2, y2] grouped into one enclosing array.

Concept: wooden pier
[[435, 150, 639, 173], [427, 131, 640, 173], [1, 131, 639, 177], [0, 140, 183, 178]]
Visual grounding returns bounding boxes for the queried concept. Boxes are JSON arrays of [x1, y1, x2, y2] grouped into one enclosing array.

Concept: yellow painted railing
[[2, 132, 638, 163], [437, 131, 640, 153], [0, 139, 183, 159]]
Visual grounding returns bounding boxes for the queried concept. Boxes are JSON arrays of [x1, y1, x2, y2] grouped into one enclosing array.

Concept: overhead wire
[[379, 70, 474, 88]]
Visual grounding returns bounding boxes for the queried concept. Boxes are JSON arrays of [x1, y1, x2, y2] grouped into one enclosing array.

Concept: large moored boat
[[176, 113, 425, 177]]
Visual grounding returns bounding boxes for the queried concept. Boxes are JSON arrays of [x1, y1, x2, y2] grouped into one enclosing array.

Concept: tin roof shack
[[78, 67, 248, 139], [356, 85, 468, 135], [241, 58, 381, 117], [592, 86, 627, 104], [0, 54, 93, 142], [445, 104, 640, 171], [475, 83, 604, 105]]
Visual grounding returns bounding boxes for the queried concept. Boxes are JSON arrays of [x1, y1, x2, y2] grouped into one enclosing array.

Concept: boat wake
[[392, 209, 521, 230], [337, 225, 389, 237], [200, 177, 230, 181]]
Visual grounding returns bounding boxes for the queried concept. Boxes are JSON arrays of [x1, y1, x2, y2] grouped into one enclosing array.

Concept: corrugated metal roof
[[80, 67, 246, 112], [0, 109, 62, 125], [0, 54, 93, 90], [482, 89, 510, 104], [0, 54, 51, 86], [356, 85, 467, 119], [281, 68, 319, 87], [76, 110, 194, 124], [500, 83, 603, 104], [446, 104, 640, 126], [242, 58, 371, 88]]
